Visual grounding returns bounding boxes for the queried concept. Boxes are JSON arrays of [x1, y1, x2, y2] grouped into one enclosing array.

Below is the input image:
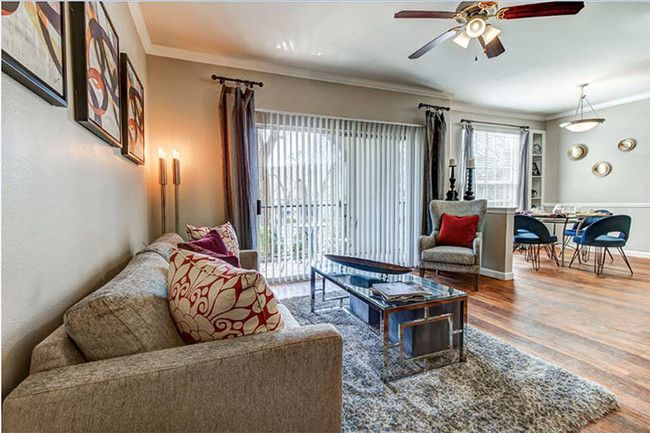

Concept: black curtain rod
[[211, 75, 263, 88], [418, 103, 450, 111], [461, 119, 529, 129]]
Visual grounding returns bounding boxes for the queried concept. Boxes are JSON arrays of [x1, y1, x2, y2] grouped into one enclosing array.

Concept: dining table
[[522, 211, 612, 266]]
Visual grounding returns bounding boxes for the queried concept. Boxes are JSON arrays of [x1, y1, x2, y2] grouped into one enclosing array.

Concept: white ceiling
[[138, 1, 650, 116]]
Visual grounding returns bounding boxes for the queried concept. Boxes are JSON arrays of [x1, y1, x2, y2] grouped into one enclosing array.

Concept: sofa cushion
[[277, 304, 300, 329], [186, 222, 240, 257], [30, 325, 85, 374], [168, 248, 284, 344], [64, 235, 185, 362], [421, 245, 475, 266]]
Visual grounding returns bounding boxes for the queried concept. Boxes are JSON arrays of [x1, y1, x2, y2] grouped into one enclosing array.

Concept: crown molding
[[449, 101, 547, 122], [149, 44, 450, 99], [128, 3, 152, 52], [544, 92, 650, 121]]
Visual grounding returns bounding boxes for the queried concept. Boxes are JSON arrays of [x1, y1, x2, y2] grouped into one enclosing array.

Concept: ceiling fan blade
[[480, 36, 506, 59], [497, 1, 584, 20], [408, 27, 463, 59], [394, 10, 457, 19]]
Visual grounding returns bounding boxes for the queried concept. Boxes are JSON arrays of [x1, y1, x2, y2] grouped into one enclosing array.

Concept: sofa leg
[[474, 274, 479, 291], [419, 268, 425, 278]]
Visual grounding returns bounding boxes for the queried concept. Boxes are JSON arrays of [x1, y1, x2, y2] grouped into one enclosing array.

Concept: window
[[472, 128, 522, 208], [256, 111, 424, 282]]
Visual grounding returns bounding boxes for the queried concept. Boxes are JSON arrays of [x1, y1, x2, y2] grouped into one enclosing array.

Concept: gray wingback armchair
[[418, 200, 488, 290]]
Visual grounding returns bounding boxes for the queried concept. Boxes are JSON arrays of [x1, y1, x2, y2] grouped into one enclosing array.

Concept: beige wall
[[545, 98, 650, 253], [147, 55, 544, 240], [1, 3, 150, 397]]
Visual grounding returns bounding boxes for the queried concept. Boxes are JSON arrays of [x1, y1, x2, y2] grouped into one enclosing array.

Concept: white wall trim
[[548, 202, 650, 209], [609, 249, 650, 259], [486, 207, 517, 215], [127, 3, 152, 52], [545, 92, 650, 120], [149, 44, 451, 99], [450, 102, 546, 122], [480, 268, 514, 281]]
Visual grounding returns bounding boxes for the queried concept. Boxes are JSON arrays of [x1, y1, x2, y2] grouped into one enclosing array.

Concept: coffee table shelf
[[311, 262, 468, 382]]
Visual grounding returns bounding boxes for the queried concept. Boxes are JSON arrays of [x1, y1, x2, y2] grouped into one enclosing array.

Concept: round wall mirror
[[618, 138, 636, 152], [567, 144, 588, 160], [592, 161, 612, 177]]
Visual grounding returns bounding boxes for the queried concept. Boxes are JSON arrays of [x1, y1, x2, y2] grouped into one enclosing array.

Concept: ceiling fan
[[395, 1, 585, 60]]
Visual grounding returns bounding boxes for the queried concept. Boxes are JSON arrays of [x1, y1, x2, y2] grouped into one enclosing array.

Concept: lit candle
[[449, 158, 457, 167], [172, 149, 180, 185], [469, 158, 475, 169], [158, 148, 167, 185]]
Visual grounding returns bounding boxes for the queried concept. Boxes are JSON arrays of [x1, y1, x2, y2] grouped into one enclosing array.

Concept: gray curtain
[[517, 128, 530, 211], [219, 86, 258, 250], [422, 110, 447, 235], [458, 122, 474, 197]]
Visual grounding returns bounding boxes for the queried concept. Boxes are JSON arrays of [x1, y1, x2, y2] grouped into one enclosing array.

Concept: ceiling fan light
[[465, 17, 486, 38], [560, 118, 606, 132], [482, 24, 501, 44], [453, 30, 471, 49]]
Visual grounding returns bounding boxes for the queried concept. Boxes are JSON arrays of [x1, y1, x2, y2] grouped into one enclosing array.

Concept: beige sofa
[[2, 234, 343, 433]]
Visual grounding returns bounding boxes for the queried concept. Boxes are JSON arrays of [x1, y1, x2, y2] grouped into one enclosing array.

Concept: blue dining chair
[[563, 209, 612, 262], [514, 215, 560, 270], [569, 215, 633, 276]]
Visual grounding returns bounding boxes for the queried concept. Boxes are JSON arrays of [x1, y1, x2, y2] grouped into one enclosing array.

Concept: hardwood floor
[[272, 253, 650, 432]]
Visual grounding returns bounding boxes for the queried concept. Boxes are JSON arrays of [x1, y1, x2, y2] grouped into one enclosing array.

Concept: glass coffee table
[[311, 262, 468, 382]]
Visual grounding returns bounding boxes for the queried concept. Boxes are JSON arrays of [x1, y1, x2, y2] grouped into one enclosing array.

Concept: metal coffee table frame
[[311, 266, 468, 383]]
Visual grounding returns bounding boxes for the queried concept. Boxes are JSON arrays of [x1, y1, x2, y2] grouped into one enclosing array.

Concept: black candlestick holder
[[464, 167, 475, 201], [446, 166, 459, 201]]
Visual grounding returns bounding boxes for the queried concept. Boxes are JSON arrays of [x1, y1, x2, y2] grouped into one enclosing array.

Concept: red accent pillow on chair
[[437, 213, 479, 248]]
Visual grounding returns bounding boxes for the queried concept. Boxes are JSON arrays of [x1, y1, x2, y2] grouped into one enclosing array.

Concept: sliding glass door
[[256, 111, 424, 282]]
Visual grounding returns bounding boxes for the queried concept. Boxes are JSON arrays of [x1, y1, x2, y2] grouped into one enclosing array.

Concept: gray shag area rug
[[281, 295, 618, 433]]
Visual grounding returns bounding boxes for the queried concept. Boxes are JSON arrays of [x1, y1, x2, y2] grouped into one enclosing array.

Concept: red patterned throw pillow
[[168, 248, 284, 343], [186, 222, 240, 257], [436, 213, 480, 249]]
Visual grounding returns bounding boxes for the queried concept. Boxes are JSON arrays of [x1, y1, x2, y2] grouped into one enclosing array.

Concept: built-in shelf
[[529, 131, 545, 209]]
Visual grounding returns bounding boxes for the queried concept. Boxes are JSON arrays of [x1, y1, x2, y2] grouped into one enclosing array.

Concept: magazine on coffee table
[[372, 282, 431, 302]]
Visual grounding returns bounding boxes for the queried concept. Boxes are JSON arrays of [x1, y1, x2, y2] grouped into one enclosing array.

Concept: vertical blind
[[472, 127, 522, 208], [256, 111, 424, 282]]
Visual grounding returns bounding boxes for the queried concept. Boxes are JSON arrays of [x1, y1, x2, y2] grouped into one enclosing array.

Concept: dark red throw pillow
[[436, 213, 480, 249], [178, 229, 241, 267]]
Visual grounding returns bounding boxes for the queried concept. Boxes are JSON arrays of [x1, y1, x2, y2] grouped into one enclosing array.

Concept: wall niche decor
[[567, 144, 588, 161], [592, 161, 612, 177], [120, 53, 145, 164], [617, 138, 636, 152], [70, 2, 121, 147], [1, 2, 67, 106]]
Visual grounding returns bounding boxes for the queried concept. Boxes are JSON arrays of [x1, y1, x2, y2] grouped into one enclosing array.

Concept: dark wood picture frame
[[1, 2, 67, 107], [70, 2, 122, 147], [120, 53, 145, 165]]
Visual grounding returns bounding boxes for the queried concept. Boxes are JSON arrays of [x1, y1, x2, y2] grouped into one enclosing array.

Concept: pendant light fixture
[[559, 84, 605, 132]]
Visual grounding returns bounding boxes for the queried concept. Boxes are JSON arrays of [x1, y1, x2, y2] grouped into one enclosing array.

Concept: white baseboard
[[480, 268, 514, 281], [611, 249, 650, 259]]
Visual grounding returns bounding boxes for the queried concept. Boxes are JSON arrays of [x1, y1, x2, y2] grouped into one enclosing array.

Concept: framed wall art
[[70, 2, 121, 147], [120, 53, 145, 164], [1, 2, 67, 106]]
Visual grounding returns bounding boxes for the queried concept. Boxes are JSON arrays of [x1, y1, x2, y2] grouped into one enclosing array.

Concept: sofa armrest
[[418, 231, 438, 253], [3, 325, 342, 433], [240, 249, 258, 270], [473, 232, 482, 266]]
